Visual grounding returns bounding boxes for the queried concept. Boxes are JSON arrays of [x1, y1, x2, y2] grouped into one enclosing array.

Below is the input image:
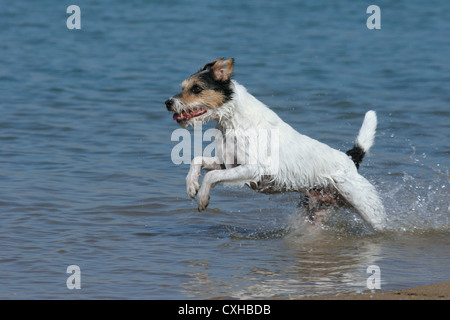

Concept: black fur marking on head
[[201, 61, 216, 72], [346, 145, 365, 169], [195, 69, 234, 103]]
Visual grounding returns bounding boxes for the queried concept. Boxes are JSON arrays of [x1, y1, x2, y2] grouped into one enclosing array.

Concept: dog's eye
[[191, 85, 203, 94]]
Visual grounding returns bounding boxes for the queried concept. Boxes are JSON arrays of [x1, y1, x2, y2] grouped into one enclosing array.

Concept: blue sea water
[[0, 0, 448, 299]]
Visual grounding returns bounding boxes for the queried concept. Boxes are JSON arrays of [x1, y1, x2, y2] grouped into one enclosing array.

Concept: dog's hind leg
[[334, 174, 387, 231], [301, 189, 338, 227]]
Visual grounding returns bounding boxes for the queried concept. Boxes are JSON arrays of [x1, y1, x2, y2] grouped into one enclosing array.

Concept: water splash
[[380, 170, 448, 232], [376, 135, 449, 232], [284, 166, 449, 237]]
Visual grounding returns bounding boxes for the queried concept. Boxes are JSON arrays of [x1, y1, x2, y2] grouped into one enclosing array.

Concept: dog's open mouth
[[173, 108, 208, 122]]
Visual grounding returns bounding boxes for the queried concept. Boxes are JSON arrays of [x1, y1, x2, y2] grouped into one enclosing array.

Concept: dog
[[165, 58, 387, 231]]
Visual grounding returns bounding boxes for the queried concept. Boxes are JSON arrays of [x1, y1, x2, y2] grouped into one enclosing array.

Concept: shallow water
[[0, 0, 448, 299]]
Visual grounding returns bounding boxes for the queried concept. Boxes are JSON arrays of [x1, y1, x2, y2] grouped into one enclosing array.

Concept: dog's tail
[[346, 110, 377, 169]]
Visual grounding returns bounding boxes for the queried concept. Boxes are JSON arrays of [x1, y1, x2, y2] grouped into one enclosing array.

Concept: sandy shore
[[303, 281, 450, 300]]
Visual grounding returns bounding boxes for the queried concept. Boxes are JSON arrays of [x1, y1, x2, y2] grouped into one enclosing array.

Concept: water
[[0, 0, 448, 299]]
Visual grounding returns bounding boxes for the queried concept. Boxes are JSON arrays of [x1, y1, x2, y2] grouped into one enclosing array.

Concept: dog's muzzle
[[165, 98, 208, 123]]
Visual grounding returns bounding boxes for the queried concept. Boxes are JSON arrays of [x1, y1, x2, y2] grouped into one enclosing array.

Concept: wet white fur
[[186, 80, 387, 230]]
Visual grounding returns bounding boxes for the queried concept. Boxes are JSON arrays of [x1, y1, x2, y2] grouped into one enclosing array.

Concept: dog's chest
[[214, 126, 247, 168]]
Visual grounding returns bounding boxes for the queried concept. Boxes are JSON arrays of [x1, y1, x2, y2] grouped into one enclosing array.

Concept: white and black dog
[[166, 58, 386, 230]]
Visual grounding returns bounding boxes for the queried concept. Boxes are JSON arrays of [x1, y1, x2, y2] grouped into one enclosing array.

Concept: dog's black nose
[[165, 99, 174, 111]]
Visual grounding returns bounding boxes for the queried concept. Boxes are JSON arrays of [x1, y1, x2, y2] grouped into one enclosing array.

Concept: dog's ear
[[202, 60, 217, 72], [202, 58, 234, 82], [212, 58, 234, 82]]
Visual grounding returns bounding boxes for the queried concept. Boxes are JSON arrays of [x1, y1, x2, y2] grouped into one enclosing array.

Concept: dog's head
[[165, 58, 234, 127]]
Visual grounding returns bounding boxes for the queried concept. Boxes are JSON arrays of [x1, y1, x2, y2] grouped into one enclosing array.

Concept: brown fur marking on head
[[177, 75, 226, 109]]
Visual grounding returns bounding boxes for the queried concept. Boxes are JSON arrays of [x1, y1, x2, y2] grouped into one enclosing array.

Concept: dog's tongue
[[173, 109, 207, 121], [172, 112, 184, 120], [173, 111, 191, 121]]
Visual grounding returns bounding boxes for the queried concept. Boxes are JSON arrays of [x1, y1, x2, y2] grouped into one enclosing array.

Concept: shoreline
[[302, 281, 450, 300]]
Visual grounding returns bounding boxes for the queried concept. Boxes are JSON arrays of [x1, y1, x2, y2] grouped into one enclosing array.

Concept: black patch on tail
[[346, 145, 365, 169]]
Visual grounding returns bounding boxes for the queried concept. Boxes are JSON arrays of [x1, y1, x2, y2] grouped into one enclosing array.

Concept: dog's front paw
[[197, 188, 210, 212], [186, 178, 200, 198], [186, 172, 200, 198]]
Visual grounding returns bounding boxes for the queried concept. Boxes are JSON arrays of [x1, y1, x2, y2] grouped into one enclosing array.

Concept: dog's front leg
[[186, 156, 222, 198], [197, 165, 258, 211]]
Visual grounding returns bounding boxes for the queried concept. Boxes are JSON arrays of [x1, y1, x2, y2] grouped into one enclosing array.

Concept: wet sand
[[303, 282, 450, 300]]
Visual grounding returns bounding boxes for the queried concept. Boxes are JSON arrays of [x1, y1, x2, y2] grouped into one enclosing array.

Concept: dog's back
[[220, 81, 360, 191]]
